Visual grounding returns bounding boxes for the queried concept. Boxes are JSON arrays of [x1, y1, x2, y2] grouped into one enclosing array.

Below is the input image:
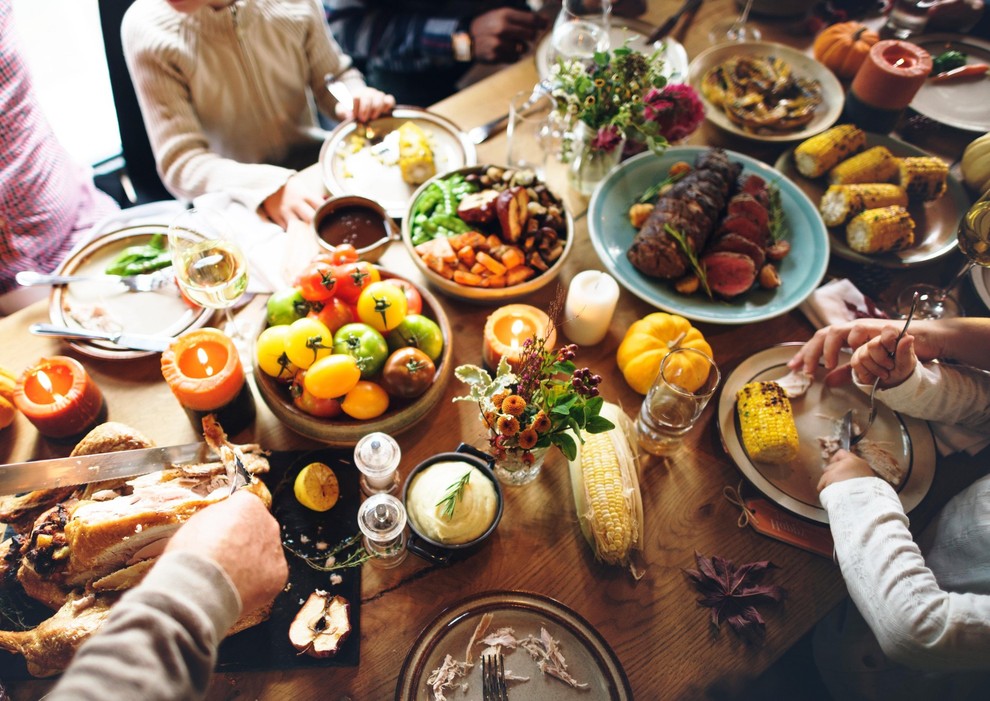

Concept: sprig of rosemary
[[665, 224, 712, 299], [767, 180, 788, 243], [283, 533, 375, 572], [637, 169, 688, 204], [437, 472, 471, 520]]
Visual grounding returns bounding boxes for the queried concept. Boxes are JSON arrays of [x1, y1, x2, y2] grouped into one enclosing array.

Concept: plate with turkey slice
[[716, 343, 936, 524]]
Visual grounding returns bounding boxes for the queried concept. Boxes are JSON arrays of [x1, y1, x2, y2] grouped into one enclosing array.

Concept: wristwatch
[[452, 30, 473, 62]]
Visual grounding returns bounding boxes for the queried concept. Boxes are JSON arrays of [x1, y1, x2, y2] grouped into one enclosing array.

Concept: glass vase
[[493, 446, 548, 486], [566, 122, 625, 196]]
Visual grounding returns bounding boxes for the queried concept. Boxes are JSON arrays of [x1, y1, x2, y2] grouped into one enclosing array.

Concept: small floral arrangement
[[454, 337, 613, 464], [550, 46, 705, 157]]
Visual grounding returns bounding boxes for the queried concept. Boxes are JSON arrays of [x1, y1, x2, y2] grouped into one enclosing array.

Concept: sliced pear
[[288, 591, 351, 658]]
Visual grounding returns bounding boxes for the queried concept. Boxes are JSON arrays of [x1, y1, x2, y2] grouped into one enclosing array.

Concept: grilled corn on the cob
[[736, 381, 799, 464], [397, 122, 436, 186], [846, 205, 915, 254], [828, 146, 899, 185], [819, 183, 909, 227], [794, 124, 866, 179], [568, 402, 644, 578], [898, 156, 948, 201]]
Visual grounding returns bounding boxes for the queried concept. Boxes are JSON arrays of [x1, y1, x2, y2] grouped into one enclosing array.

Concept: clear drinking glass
[[708, 0, 761, 43], [883, 0, 937, 39], [547, 0, 612, 67], [507, 91, 559, 177], [167, 208, 250, 355], [896, 190, 990, 319], [637, 348, 721, 456]]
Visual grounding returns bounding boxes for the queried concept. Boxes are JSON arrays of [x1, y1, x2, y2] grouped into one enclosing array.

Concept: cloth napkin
[[800, 278, 990, 457]]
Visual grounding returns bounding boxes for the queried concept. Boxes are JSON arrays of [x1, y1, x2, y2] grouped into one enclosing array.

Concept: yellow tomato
[[340, 380, 390, 420], [255, 325, 299, 381], [356, 281, 408, 332], [304, 354, 361, 399], [616, 313, 712, 394], [284, 317, 334, 370]]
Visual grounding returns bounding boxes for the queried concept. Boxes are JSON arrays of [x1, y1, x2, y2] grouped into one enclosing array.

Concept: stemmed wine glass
[[708, 0, 761, 43], [546, 0, 612, 67], [167, 207, 250, 353], [895, 190, 990, 319]]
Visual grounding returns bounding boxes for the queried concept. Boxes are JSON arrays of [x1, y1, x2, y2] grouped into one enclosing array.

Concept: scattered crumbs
[[330, 574, 343, 586], [299, 534, 310, 544], [315, 541, 328, 551]]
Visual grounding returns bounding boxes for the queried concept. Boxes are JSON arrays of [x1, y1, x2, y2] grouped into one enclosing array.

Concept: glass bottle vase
[[566, 122, 625, 196], [493, 446, 548, 486]]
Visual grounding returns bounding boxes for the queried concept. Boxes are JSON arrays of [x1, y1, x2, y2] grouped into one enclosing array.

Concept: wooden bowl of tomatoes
[[252, 248, 453, 447]]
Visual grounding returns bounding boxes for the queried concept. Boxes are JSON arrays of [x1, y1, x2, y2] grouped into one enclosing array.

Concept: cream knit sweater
[[122, 0, 364, 212]]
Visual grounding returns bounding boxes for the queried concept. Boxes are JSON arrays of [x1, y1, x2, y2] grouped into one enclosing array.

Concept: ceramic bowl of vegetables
[[401, 165, 574, 303]]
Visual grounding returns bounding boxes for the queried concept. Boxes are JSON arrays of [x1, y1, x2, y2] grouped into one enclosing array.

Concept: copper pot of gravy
[[313, 195, 400, 263]]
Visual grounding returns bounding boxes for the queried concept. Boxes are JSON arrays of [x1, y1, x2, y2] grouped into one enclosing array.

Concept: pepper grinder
[[356, 493, 408, 568], [354, 432, 401, 496]]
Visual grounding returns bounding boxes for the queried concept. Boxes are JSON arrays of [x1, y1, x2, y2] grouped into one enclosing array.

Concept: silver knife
[[839, 409, 854, 452], [645, 0, 703, 44], [467, 81, 550, 145], [0, 443, 210, 496], [29, 323, 174, 353], [16, 268, 175, 293]]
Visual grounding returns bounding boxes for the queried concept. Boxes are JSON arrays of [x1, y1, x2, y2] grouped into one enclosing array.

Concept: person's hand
[[469, 8, 548, 63], [817, 449, 874, 493], [262, 175, 324, 230], [334, 87, 395, 123], [850, 330, 917, 388], [165, 490, 288, 616]]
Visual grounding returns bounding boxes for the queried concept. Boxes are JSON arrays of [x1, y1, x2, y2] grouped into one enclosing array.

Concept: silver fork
[[851, 292, 919, 445], [481, 652, 507, 701], [16, 267, 175, 293]]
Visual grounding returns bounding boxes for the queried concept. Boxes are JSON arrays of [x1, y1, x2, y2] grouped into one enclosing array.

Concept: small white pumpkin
[[961, 131, 990, 195]]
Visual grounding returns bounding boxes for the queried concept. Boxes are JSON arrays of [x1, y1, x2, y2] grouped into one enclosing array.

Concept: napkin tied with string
[[801, 279, 989, 456]]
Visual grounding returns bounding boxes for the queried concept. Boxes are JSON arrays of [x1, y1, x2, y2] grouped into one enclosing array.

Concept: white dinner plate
[[395, 591, 632, 701], [774, 133, 971, 268], [535, 17, 689, 83], [716, 344, 936, 524], [910, 34, 990, 133], [49, 225, 212, 360], [320, 107, 476, 219], [688, 41, 844, 143]]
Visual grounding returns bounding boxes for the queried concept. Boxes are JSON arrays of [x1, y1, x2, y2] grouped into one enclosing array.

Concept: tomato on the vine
[[310, 296, 355, 334], [340, 381, 390, 420], [304, 354, 361, 399], [256, 325, 299, 382], [356, 281, 408, 333], [381, 347, 435, 399], [334, 261, 380, 303], [382, 278, 423, 316], [291, 371, 343, 418], [283, 317, 334, 370], [297, 261, 337, 302], [332, 323, 388, 379]]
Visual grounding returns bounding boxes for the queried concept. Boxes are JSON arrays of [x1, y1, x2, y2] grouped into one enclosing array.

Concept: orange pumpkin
[[813, 21, 879, 80]]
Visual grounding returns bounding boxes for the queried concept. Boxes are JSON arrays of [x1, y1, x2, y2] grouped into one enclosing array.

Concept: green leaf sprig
[[665, 224, 712, 299], [767, 181, 788, 243], [437, 471, 472, 520], [283, 533, 374, 572], [637, 169, 688, 204]]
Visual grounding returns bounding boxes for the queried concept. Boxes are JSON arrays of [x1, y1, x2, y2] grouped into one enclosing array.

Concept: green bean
[[430, 214, 470, 233]]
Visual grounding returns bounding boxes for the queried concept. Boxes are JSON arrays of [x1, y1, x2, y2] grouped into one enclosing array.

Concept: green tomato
[[386, 314, 443, 362], [266, 288, 310, 326], [331, 322, 389, 379]]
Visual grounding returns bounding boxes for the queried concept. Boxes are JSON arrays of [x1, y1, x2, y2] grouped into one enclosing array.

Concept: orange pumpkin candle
[[482, 304, 555, 370], [845, 39, 932, 133], [161, 329, 255, 434], [14, 356, 107, 441]]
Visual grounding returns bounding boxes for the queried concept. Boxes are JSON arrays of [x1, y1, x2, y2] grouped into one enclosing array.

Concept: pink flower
[[590, 124, 622, 153], [644, 83, 705, 142]]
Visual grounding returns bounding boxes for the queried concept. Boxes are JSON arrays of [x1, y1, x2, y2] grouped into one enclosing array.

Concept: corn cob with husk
[[736, 381, 799, 464], [846, 205, 915, 253], [794, 124, 866, 178], [568, 401, 644, 578], [819, 183, 909, 226], [898, 156, 948, 201], [828, 146, 899, 185], [397, 121, 436, 185]]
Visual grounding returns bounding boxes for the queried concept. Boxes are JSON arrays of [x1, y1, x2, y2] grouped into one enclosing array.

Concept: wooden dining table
[[2, 2, 988, 699]]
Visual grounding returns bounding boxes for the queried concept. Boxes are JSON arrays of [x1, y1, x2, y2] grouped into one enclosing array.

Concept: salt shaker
[[354, 432, 401, 496], [356, 493, 408, 568]]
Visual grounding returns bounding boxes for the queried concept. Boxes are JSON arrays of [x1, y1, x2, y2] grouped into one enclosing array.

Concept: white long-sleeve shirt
[[122, 0, 364, 211]]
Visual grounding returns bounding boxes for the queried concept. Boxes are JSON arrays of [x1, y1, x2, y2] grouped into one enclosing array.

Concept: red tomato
[[310, 297, 355, 334], [297, 261, 338, 302], [334, 261, 381, 303], [318, 243, 360, 266], [382, 278, 423, 316], [291, 371, 343, 418]]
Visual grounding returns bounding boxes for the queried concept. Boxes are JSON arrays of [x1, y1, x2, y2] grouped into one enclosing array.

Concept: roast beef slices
[[710, 233, 766, 269], [739, 174, 771, 208], [702, 251, 758, 298]]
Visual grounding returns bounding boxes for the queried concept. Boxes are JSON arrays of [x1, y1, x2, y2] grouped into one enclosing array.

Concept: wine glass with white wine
[[167, 207, 250, 352], [896, 190, 990, 319], [546, 0, 612, 67]]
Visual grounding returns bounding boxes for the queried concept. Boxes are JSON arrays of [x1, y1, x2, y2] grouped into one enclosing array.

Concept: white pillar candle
[[562, 271, 620, 346]]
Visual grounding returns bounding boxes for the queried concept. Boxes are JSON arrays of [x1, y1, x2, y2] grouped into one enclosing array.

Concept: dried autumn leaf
[[683, 552, 785, 645]]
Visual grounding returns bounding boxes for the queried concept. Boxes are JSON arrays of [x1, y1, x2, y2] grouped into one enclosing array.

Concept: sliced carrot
[[931, 63, 989, 83]]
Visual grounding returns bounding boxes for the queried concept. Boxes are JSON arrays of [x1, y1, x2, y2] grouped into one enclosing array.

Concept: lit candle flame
[[196, 346, 216, 376], [509, 318, 525, 349], [36, 369, 65, 403]]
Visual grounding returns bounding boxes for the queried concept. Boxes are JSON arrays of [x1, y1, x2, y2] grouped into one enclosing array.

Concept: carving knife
[[646, 0, 703, 43], [0, 442, 212, 496], [29, 323, 174, 353]]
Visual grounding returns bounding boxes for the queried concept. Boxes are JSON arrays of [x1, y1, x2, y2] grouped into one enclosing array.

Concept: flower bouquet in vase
[[454, 338, 613, 486]]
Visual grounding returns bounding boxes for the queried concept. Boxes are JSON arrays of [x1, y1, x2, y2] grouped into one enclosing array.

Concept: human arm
[[47, 491, 287, 701], [819, 454, 990, 670]]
